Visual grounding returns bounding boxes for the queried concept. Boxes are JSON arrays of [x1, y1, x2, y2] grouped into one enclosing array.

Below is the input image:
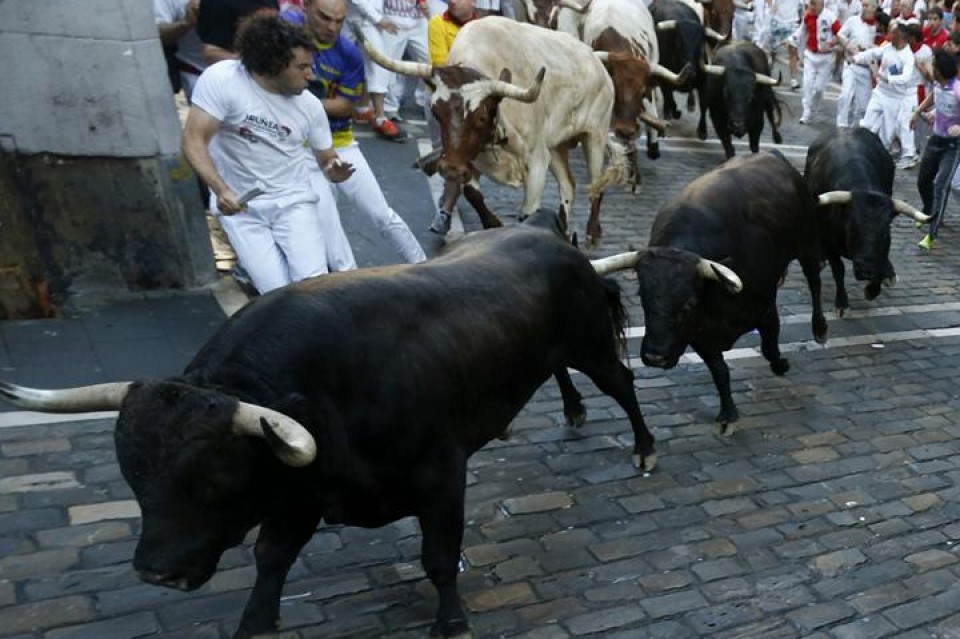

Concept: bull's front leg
[[417, 457, 470, 639], [695, 347, 739, 435], [826, 253, 849, 315], [757, 306, 789, 376], [663, 89, 681, 120], [519, 152, 550, 222], [800, 252, 829, 343], [235, 512, 322, 638], [765, 97, 783, 144], [461, 183, 502, 229]]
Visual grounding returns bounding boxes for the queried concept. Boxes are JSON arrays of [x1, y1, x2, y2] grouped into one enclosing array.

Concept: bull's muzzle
[[640, 351, 677, 369], [437, 159, 473, 184], [136, 569, 198, 592]]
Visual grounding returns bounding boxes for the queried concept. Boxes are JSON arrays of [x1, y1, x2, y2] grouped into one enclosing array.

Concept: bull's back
[[450, 17, 613, 142], [805, 128, 894, 193], [651, 153, 814, 266], [583, 0, 659, 60]]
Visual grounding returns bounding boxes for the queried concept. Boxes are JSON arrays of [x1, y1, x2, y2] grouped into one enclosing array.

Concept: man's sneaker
[[353, 109, 375, 124], [896, 155, 919, 170], [373, 117, 406, 141], [918, 234, 935, 251], [790, 78, 800, 90], [798, 115, 811, 125], [429, 211, 452, 235]]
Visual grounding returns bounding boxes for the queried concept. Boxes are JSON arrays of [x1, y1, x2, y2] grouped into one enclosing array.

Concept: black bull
[[0, 212, 656, 639], [697, 41, 783, 159], [804, 128, 930, 315], [633, 151, 829, 433]]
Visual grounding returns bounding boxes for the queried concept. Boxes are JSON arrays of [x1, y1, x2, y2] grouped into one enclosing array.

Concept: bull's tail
[[588, 137, 631, 199], [600, 276, 629, 359]]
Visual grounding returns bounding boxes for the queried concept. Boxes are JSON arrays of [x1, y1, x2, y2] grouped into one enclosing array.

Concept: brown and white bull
[[358, 17, 628, 246], [572, 0, 690, 185]]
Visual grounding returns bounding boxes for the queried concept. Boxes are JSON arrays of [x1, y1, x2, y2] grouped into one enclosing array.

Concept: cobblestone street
[[4, 69, 960, 639]]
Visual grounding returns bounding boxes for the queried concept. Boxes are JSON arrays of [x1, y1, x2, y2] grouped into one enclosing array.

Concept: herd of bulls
[[0, 2, 942, 638]]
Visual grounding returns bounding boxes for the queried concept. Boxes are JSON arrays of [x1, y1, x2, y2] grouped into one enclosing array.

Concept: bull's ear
[[499, 68, 512, 83]]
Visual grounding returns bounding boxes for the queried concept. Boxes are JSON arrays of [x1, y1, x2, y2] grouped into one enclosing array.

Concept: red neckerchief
[[444, 10, 479, 26], [910, 41, 922, 52], [863, 17, 876, 25]]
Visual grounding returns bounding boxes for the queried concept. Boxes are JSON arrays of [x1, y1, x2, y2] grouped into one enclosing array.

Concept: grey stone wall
[[0, 0, 215, 319]]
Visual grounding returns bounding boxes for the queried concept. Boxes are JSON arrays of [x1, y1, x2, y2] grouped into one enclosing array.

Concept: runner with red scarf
[[426, 0, 480, 235], [794, 0, 841, 123]]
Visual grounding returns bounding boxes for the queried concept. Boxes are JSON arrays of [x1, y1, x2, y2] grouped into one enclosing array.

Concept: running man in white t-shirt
[[182, 13, 356, 294]]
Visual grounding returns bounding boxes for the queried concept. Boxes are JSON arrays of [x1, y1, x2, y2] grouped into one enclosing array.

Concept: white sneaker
[[896, 155, 919, 170], [799, 116, 811, 125], [790, 78, 800, 90]]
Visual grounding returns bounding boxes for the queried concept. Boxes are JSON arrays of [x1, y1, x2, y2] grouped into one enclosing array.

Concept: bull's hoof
[[430, 619, 471, 639], [647, 145, 661, 160], [714, 421, 738, 436], [632, 452, 658, 472], [864, 281, 882, 301], [813, 315, 828, 345], [696, 126, 707, 141], [835, 305, 847, 318], [671, 109, 682, 119], [883, 274, 898, 287], [585, 234, 601, 249], [565, 406, 587, 429], [773, 131, 783, 144], [497, 426, 512, 441], [770, 357, 789, 376]]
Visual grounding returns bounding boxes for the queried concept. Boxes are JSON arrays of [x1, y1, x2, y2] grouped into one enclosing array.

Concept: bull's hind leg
[[582, 360, 656, 471], [235, 512, 322, 638], [695, 347, 739, 436], [765, 95, 783, 144], [555, 368, 586, 428]]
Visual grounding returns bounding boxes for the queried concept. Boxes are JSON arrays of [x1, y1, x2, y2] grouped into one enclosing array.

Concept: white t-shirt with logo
[[192, 60, 333, 204]]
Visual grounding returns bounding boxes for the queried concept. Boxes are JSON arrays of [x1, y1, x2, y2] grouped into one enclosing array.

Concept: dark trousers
[[917, 134, 960, 238]]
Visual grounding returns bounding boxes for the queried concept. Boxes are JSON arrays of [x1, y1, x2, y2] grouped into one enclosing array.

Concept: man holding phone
[[183, 13, 356, 294]]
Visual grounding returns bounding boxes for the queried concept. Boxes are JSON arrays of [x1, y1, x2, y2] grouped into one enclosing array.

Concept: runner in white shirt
[[794, 0, 842, 123], [855, 23, 918, 148], [835, 0, 879, 126], [183, 14, 356, 294], [895, 22, 933, 168], [770, 0, 804, 87]]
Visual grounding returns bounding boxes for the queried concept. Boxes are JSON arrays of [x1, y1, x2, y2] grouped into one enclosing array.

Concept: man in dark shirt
[[197, 0, 280, 64]]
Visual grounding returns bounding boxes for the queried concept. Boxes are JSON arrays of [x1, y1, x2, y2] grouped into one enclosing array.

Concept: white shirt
[[838, 14, 876, 60], [192, 60, 333, 203], [854, 43, 918, 98], [153, 0, 206, 73], [772, 0, 802, 24], [908, 43, 932, 87]]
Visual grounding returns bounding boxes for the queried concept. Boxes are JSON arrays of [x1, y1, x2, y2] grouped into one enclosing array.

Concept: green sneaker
[[918, 234, 935, 251]]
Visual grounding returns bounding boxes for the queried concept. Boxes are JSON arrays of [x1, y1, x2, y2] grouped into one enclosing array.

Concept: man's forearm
[[182, 134, 229, 196]]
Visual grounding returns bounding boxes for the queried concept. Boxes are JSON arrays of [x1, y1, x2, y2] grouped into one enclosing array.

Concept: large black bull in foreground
[[0, 212, 656, 639], [624, 151, 829, 433], [805, 128, 929, 315], [697, 41, 782, 159]]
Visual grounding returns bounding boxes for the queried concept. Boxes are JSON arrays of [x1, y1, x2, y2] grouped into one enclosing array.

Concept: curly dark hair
[[933, 48, 959, 82], [235, 13, 314, 77]]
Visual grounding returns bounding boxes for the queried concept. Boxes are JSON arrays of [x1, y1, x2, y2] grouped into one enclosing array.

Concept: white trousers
[[732, 9, 753, 42], [897, 90, 923, 158], [333, 144, 426, 263], [217, 189, 351, 294], [360, 19, 428, 108], [835, 63, 871, 128], [802, 51, 835, 119], [860, 90, 905, 149]]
